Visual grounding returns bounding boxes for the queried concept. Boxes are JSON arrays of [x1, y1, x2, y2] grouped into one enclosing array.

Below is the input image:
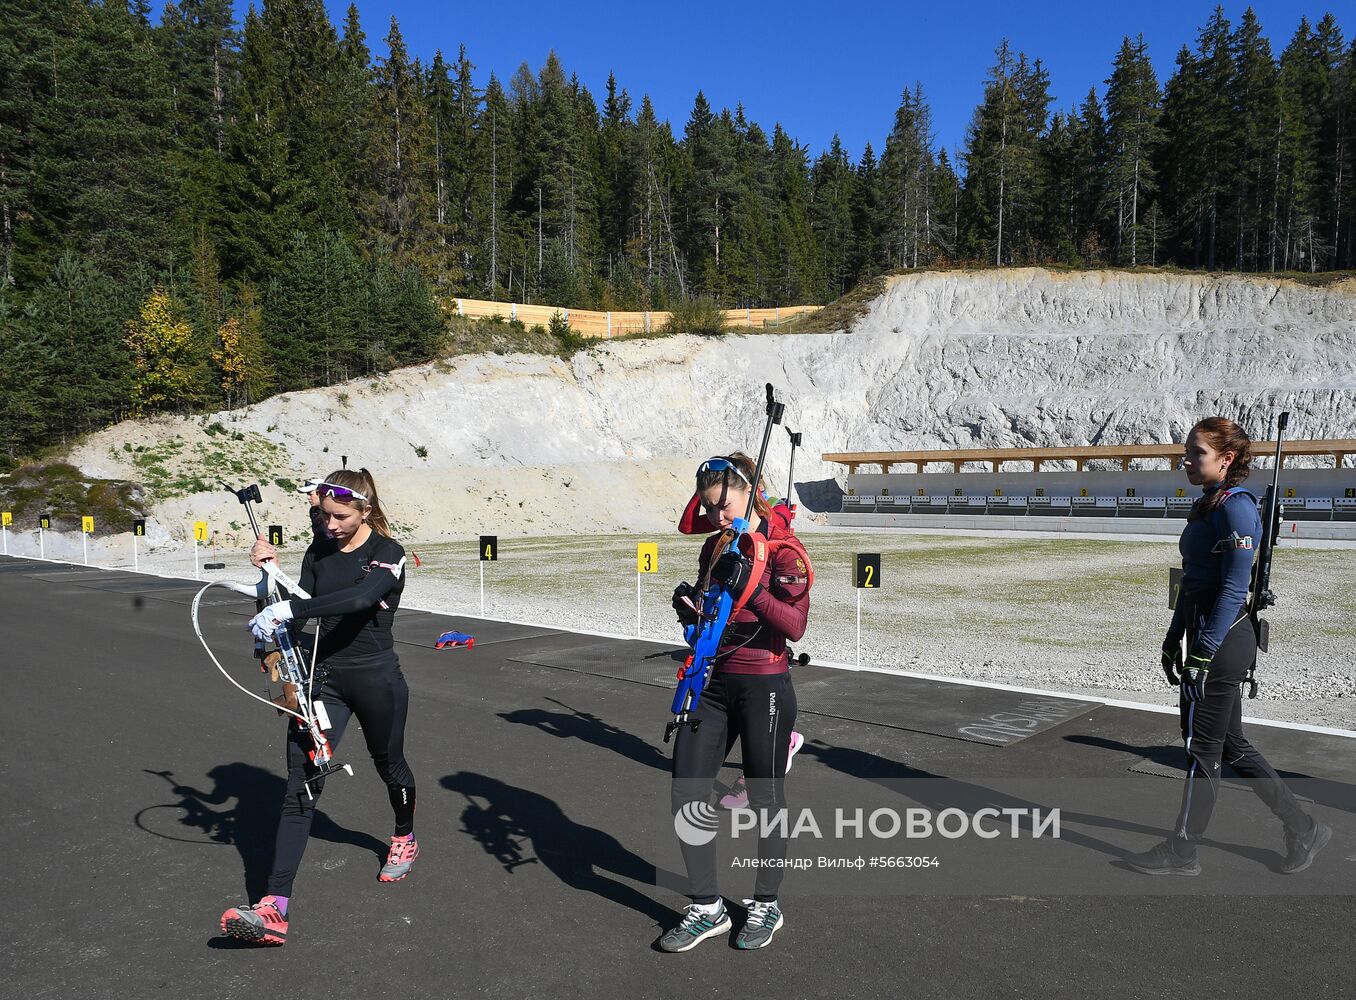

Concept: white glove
[[248, 601, 294, 642]]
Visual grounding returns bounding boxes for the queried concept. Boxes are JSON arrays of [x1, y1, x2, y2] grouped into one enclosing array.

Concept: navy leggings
[[1174, 620, 1308, 848], [267, 659, 416, 897]]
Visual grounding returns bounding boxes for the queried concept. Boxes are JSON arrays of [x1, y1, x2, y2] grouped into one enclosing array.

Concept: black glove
[[672, 582, 699, 625], [711, 551, 753, 595], [1161, 640, 1182, 686], [1181, 650, 1211, 703]]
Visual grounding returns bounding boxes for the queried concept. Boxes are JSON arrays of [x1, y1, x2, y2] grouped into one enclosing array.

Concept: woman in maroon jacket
[[660, 453, 812, 953]]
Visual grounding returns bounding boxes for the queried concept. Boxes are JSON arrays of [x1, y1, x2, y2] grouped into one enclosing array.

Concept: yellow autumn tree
[[213, 316, 247, 408], [230, 284, 274, 406], [125, 289, 199, 415]]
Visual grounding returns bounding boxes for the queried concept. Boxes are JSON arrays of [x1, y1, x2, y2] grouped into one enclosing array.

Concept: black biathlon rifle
[[785, 428, 802, 516], [189, 482, 352, 797], [1244, 411, 1289, 699]]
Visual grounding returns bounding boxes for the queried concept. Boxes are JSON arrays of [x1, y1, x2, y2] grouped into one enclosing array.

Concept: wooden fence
[[449, 297, 820, 339]]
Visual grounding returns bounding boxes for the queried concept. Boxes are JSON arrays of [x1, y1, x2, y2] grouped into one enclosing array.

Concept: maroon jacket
[[696, 513, 811, 676]]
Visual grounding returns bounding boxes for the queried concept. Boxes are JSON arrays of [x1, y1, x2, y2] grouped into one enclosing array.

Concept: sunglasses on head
[[697, 457, 750, 487], [318, 482, 369, 502]]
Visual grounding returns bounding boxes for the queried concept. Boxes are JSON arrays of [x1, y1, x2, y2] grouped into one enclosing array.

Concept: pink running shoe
[[220, 896, 288, 945], [379, 833, 420, 882], [786, 731, 804, 774], [719, 775, 749, 810], [719, 732, 805, 809]]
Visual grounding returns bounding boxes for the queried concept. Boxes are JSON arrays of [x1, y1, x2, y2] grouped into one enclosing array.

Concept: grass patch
[[129, 432, 290, 502], [0, 463, 144, 535]]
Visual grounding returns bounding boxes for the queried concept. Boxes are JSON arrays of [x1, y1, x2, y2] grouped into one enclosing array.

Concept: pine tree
[[27, 0, 179, 283], [1230, 9, 1279, 269], [370, 18, 438, 268], [1276, 18, 1328, 270], [809, 135, 857, 298], [0, 0, 59, 289], [962, 42, 1050, 264], [3, 254, 133, 450], [1105, 35, 1162, 265], [881, 84, 938, 268], [848, 143, 885, 278]]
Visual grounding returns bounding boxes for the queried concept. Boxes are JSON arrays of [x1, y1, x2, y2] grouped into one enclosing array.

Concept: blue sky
[[221, 1, 1356, 162]]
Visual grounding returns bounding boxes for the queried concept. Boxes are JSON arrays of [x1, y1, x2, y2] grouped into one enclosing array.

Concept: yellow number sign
[[82, 516, 94, 534], [193, 521, 209, 542], [637, 543, 658, 574], [1284, 487, 1296, 498], [1, 512, 10, 527]]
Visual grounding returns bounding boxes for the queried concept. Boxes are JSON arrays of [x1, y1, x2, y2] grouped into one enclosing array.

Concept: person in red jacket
[[660, 453, 812, 953]]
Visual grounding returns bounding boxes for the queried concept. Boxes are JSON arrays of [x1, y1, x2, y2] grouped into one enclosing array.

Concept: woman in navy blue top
[[1124, 418, 1329, 876]]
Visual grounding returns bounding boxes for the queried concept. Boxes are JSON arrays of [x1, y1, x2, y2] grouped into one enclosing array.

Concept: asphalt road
[[3, 557, 1352, 1000]]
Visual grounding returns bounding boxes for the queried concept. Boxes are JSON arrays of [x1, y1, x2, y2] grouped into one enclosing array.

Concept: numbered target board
[[81, 516, 94, 534], [40, 514, 52, 530], [855, 553, 881, 589], [133, 519, 146, 536], [268, 525, 284, 546], [1, 512, 11, 527], [193, 521, 209, 542], [480, 535, 498, 561], [1168, 567, 1184, 609], [637, 543, 658, 573]]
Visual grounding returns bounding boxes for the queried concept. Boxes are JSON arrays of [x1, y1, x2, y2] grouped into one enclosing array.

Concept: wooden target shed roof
[[822, 440, 1356, 474]]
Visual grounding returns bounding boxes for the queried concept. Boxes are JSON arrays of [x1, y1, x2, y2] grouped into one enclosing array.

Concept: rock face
[[67, 268, 1356, 537]]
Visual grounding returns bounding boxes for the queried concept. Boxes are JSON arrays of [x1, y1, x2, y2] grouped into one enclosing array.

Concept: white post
[[479, 561, 485, 617], [2, 525, 7, 556], [133, 534, 139, 572], [636, 571, 642, 638], [856, 589, 862, 669], [83, 532, 88, 566], [194, 539, 200, 580], [39, 527, 45, 560]]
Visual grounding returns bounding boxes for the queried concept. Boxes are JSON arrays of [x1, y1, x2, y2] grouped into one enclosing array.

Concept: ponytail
[[694, 451, 773, 521]]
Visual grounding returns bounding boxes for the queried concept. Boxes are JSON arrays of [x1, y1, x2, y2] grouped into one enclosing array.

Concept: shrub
[[663, 295, 728, 336]]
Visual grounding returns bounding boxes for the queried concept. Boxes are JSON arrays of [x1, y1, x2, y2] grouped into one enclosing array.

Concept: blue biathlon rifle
[[1244, 411, 1289, 699], [665, 383, 785, 743], [190, 482, 353, 797]]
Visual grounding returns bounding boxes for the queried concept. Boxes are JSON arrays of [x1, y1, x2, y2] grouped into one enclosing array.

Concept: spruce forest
[[2, 1, 1354, 465]]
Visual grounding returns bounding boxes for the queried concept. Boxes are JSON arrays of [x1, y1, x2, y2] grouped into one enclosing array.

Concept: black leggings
[[1174, 620, 1309, 847], [671, 670, 797, 903], [267, 659, 417, 897]]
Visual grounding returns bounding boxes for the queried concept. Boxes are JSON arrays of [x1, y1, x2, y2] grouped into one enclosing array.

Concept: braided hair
[[1187, 417, 1253, 522]]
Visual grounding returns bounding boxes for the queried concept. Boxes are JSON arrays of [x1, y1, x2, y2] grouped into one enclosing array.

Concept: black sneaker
[[1124, 839, 1201, 876], [1280, 820, 1331, 874], [658, 902, 732, 953]]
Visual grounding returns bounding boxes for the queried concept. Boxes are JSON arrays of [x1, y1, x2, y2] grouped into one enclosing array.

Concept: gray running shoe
[[735, 899, 784, 949], [1281, 820, 1331, 874], [659, 903, 731, 953], [1123, 839, 1201, 876]]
